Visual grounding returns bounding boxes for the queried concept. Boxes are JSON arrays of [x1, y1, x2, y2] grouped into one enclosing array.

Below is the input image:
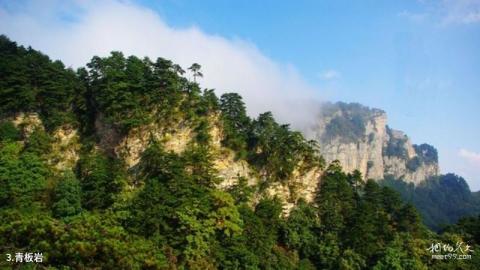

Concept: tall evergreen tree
[[52, 171, 82, 218]]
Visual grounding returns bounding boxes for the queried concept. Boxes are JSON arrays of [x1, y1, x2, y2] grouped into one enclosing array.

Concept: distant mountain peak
[[308, 102, 439, 184]]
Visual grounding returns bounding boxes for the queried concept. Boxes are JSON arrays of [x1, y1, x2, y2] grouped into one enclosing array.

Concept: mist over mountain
[[307, 102, 439, 184]]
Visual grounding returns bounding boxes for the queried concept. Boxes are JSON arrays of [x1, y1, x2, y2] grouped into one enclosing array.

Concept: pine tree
[[52, 171, 82, 218]]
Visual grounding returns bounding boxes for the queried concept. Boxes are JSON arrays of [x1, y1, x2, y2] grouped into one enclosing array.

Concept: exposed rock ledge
[[308, 102, 439, 184]]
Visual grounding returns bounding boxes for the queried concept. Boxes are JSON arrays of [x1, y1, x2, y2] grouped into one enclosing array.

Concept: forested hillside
[[382, 174, 480, 231], [0, 35, 478, 269], [309, 101, 480, 232]]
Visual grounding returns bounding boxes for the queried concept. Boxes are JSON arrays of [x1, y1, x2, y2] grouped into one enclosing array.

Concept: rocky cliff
[[96, 112, 322, 212], [6, 111, 322, 213], [10, 113, 80, 171], [308, 102, 439, 184]]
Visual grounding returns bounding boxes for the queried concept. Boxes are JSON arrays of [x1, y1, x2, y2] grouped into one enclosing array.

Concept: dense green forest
[[382, 174, 480, 231], [0, 35, 478, 269]]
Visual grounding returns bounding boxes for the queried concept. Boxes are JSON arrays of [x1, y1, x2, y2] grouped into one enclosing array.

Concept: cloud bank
[[459, 149, 480, 166], [0, 0, 322, 129], [400, 0, 480, 25], [442, 0, 480, 24], [318, 69, 340, 80]]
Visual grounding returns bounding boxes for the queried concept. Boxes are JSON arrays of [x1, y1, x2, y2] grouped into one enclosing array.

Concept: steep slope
[[308, 102, 439, 184], [102, 109, 323, 211], [382, 174, 480, 231]]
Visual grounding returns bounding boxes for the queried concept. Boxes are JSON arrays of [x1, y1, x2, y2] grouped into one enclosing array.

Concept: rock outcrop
[[10, 113, 80, 171], [4, 111, 322, 214], [308, 102, 439, 184], [265, 166, 322, 212], [50, 126, 80, 170], [103, 113, 321, 212], [11, 112, 43, 136]]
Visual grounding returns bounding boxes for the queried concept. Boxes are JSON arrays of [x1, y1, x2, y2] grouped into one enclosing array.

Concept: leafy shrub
[[77, 152, 124, 210], [406, 157, 421, 171], [414, 143, 438, 164], [321, 102, 382, 143], [0, 35, 80, 131], [0, 121, 20, 141], [367, 161, 374, 170], [52, 171, 82, 218], [323, 115, 366, 143], [383, 126, 408, 158]]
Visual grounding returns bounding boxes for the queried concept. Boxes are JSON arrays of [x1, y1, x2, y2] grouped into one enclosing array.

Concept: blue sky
[[1, 0, 479, 190]]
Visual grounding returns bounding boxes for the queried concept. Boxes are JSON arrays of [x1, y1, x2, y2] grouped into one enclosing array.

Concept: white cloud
[[397, 10, 428, 23], [442, 0, 480, 24], [459, 148, 480, 165], [0, 0, 323, 130], [399, 0, 480, 25], [318, 69, 340, 80]]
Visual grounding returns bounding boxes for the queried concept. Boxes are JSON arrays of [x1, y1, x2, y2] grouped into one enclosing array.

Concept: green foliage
[[338, 249, 366, 270], [23, 128, 52, 156], [283, 200, 321, 259], [383, 126, 409, 158], [127, 143, 245, 267], [443, 215, 480, 246], [227, 176, 255, 205], [0, 141, 48, 208], [85, 52, 199, 133], [52, 171, 82, 218], [407, 144, 438, 171], [373, 235, 426, 270], [194, 118, 212, 145], [324, 115, 366, 142], [77, 152, 124, 210], [0, 210, 167, 269], [316, 161, 355, 233], [321, 102, 378, 143], [349, 180, 394, 260], [249, 112, 324, 183], [396, 203, 422, 236], [220, 95, 324, 182], [201, 89, 220, 113], [0, 121, 20, 141], [0, 35, 80, 130], [219, 92, 250, 158], [189, 63, 203, 82], [414, 143, 438, 164], [406, 156, 422, 171], [87, 53, 151, 131], [381, 174, 480, 231]]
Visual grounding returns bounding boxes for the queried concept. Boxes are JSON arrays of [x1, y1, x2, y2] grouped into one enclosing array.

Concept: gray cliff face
[[95, 112, 321, 212], [308, 102, 439, 184]]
